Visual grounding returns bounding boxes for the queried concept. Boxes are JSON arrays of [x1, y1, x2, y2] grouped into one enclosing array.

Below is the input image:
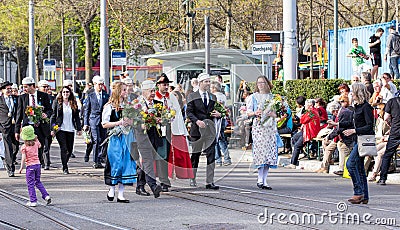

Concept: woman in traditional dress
[[102, 82, 136, 203], [246, 76, 277, 190]]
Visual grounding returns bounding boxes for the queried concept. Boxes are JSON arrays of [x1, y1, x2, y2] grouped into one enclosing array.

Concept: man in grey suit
[[83, 76, 109, 168], [0, 81, 18, 177], [186, 73, 221, 189]]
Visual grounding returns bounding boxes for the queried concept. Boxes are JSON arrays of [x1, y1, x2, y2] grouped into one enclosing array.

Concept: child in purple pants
[[18, 125, 52, 207]]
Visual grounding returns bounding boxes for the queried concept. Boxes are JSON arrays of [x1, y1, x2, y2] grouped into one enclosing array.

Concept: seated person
[[315, 98, 328, 128], [287, 99, 320, 169], [315, 101, 354, 174], [277, 101, 293, 153], [365, 103, 390, 181]]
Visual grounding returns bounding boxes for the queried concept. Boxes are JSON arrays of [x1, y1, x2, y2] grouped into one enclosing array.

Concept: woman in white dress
[[246, 76, 278, 190]]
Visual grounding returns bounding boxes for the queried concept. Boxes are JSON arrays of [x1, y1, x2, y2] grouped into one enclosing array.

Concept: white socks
[[263, 166, 270, 186], [108, 186, 115, 197], [257, 166, 270, 185], [118, 183, 125, 200], [257, 167, 264, 184]]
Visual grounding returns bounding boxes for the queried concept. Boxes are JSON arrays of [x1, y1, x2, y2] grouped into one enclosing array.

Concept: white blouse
[[61, 103, 75, 132], [101, 104, 113, 125]]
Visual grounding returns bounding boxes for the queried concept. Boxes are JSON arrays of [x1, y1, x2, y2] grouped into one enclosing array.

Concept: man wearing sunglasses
[[38, 80, 54, 170]]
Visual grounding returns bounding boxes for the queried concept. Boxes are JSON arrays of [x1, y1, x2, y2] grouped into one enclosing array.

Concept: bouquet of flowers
[[51, 124, 59, 139], [261, 94, 283, 126], [25, 106, 49, 125], [122, 99, 144, 127], [212, 102, 229, 118], [139, 103, 176, 134]]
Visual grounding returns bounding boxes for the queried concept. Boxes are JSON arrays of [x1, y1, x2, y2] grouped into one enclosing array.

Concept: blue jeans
[[346, 143, 369, 200], [215, 137, 231, 164], [389, 56, 400, 79], [215, 119, 231, 164]]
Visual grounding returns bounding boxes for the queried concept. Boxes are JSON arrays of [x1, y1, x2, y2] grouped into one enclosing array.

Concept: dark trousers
[[137, 166, 157, 190], [56, 130, 75, 171], [43, 135, 52, 166], [90, 124, 107, 164], [190, 126, 217, 184], [380, 134, 400, 180], [1, 127, 17, 172], [85, 142, 93, 160], [291, 131, 304, 165]]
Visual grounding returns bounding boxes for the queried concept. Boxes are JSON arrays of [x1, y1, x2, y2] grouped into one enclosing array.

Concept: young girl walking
[[18, 125, 52, 207]]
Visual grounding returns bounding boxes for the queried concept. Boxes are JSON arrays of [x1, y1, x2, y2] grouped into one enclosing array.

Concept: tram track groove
[[0, 189, 131, 230]]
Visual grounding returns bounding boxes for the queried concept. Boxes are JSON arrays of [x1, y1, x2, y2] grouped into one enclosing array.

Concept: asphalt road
[[0, 137, 399, 230]]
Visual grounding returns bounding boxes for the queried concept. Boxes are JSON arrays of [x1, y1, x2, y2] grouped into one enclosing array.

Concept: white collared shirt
[[28, 91, 38, 107], [198, 89, 209, 105]]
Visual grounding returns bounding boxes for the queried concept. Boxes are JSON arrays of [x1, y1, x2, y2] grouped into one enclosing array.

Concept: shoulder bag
[[357, 135, 377, 157]]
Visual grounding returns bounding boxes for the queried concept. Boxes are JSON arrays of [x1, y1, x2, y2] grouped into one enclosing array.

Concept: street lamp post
[[100, 0, 110, 90], [28, 0, 36, 81], [195, 6, 220, 74]]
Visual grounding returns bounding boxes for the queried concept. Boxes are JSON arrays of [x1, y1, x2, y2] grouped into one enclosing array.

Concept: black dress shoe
[[44, 165, 50, 170], [63, 169, 69, 175], [189, 179, 197, 187], [161, 184, 170, 192], [107, 194, 114, 201], [117, 198, 130, 203], [93, 163, 104, 169], [377, 179, 386, 185], [136, 187, 150, 196], [152, 185, 162, 198], [84, 157, 89, 162], [205, 183, 219, 190], [71, 153, 76, 158], [107, 189, 114, 201], [8, 171, 15, 177], [257, 183, 263, 189], [262, 185, 272, 190]]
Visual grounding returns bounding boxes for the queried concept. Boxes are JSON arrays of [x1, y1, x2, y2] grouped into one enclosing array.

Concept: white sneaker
[[44, 196, 52, 205], [286, 164, 297, 169], [26, 201, 37, 207]]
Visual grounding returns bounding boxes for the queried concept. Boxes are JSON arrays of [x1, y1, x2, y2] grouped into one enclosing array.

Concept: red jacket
[[301, 108, 321, 143]]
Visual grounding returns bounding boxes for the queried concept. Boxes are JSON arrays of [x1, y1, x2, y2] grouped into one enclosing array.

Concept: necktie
[[163, 97, 168, 107], [98, 93, 102, 105], [31, 95, 36, 107], [203, 92, 208, 107], [5, 96, 11, 109]]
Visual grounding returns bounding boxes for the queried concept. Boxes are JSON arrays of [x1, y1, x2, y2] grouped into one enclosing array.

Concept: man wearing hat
[[15, 77, 53, 169], [186, 73, 221, 189], [11, 83, 19, 96], [133, 80, 163, 198], [120, 71, 129, 80], [83, 75, 109, 168], [0, 81, 19, 176], [38, 80, 55, 166], [155, 74, 193, 191], [122, 77, 137, 102]]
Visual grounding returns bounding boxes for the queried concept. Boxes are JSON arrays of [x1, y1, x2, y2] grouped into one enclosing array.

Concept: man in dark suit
[[83, 75, 109, 168], [186, 73, 221, 189], [15, 77, 53, 168], [38, 80, 53, 170], [0, 81, 19, 177]]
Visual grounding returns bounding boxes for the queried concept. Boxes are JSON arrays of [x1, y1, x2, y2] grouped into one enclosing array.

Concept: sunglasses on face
[[62, 91, 70, 94]]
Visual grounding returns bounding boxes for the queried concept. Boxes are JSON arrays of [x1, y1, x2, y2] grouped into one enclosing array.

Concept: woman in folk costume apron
[[246, 76, 279, 190], [102, 82, 136, 203]]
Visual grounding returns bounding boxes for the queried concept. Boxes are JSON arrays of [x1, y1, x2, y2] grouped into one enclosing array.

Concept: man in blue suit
[[83, 75, 109, 168]]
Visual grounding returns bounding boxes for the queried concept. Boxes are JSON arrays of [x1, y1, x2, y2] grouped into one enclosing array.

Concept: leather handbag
[[357, 135, 377, 157]]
